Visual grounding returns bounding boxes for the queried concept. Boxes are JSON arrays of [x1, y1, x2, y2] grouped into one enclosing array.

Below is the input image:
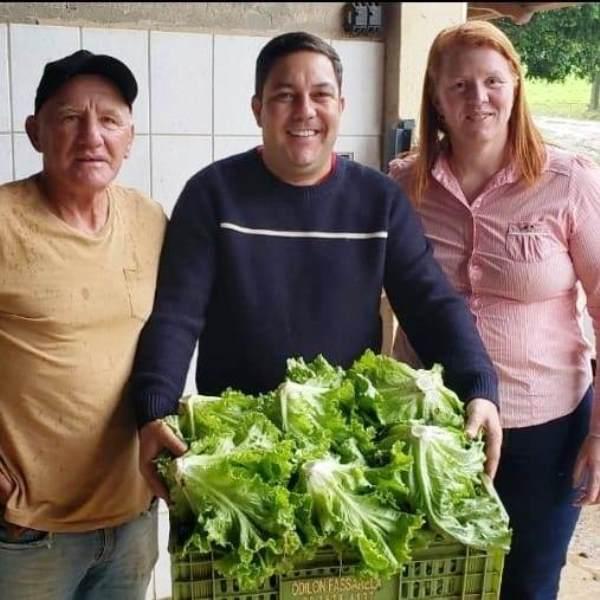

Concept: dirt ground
[[534, 116, 600, 163], [558, 505, 600, 599]]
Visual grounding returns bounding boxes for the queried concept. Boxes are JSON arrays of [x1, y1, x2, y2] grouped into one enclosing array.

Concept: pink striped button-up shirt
[[390, 146, 600, 430]]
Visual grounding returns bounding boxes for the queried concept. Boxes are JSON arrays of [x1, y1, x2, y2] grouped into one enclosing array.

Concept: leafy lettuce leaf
[[166, 391, 263, 443], [349, 350, 465, 429], [378, 422, 511, 552], [159, 413, 301, 589], [295, 453, 423, 578], [264, 355, 375, 463]]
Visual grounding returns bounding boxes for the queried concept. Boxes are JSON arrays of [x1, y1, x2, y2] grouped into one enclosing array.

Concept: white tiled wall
[[13, 132, 40, 179], [334, 136, 381, 170], [0, 22, 385, 600], [0, 134, 12, 183], [119, 134, 152, 194], [82, 27, 151, 134], [213, 135, 262, 161], [0, 25, 11, 131], [333, 39, 384, 137], [150, 31, 213, 135], [213, 35, 265, 135], [151, 135, 212, 215], [10, 24, 80, 131], [0, 24, 383, 204]]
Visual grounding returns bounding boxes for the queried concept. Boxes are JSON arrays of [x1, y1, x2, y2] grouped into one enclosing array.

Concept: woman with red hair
[[389, 20, 600, 600]]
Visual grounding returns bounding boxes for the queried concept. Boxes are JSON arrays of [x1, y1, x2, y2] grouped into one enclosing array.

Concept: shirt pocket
[[123, 258, 155, 322], [505, 222, 554, 262]]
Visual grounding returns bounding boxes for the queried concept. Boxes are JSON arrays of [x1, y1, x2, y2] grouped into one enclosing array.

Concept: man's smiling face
[[252, 50, 345, 186]]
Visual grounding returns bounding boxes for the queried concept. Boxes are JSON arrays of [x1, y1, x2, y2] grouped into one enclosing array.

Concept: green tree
[[498, 3, 600, 110]]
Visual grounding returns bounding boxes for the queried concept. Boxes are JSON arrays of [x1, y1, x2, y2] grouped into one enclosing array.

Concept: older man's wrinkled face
[[26, 74, 133, 195]]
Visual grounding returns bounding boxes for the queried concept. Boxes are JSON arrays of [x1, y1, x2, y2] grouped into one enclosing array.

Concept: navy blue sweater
[[131, 149, 498, 425]]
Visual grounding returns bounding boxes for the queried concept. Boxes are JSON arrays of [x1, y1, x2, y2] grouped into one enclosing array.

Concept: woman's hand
[[573, 435, 600, 506], [465, 398, 503, 479]]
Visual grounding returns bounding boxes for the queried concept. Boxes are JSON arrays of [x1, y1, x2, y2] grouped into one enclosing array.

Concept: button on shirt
[[391, 146, 600, 430]]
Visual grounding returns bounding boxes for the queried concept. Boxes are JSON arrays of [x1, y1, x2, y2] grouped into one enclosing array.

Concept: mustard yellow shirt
[[0, 176, 166, 532]]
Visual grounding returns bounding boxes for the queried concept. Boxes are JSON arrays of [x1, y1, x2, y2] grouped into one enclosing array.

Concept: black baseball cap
[[34, 49, 138, 113]]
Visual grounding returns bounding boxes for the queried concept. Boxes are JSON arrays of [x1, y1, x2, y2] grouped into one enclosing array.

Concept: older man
[[0, 50, 166, 600], [129, 31, 502, 499]]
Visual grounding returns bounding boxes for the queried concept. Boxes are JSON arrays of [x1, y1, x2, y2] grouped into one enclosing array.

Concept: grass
[[523, 75, 600, 121]]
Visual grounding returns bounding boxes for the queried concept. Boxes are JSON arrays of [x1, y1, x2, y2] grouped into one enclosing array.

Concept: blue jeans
[[0, 500, 158, 600], [495, 388, 592, 600]]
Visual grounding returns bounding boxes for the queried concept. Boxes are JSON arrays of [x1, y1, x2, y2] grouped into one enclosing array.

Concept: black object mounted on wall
[[384, 119, 416, 171], [394, 119, 415, 154], [343, 3, 382, 35]]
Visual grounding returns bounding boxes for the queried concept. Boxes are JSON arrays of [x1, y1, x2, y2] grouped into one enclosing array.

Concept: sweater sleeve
[[383, 188, 499, 406], [129, 173, 218, 426]]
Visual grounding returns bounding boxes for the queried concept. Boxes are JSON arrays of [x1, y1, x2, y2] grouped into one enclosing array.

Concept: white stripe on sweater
[[220, 222, 388, 239]]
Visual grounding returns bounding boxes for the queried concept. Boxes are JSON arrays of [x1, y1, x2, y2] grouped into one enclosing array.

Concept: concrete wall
[[379, 3, 467, 345], [382, 2, 466, 160], [0, 2, 382, 40]]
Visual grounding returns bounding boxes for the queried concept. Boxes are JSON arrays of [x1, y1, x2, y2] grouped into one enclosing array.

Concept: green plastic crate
[[170, 541, 505, 600]]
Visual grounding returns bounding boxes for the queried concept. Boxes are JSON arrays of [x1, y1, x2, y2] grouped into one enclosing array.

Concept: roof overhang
[[468, 2, 583, 25]]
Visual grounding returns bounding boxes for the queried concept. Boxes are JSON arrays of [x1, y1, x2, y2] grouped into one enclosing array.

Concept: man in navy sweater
[[129, 31, 502, 499]]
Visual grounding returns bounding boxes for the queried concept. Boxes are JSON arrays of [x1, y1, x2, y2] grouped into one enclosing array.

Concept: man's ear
[[25, 115, 42, 153], [124, 123, 135, 159], [251, 95, 262, 127], [340, 96, 346, 113]]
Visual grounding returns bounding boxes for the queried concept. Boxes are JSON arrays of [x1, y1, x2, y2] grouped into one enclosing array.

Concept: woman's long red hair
[[411, 20, 545, 203]]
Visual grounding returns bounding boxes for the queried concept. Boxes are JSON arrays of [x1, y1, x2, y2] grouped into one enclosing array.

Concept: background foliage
[[497, 3, 600, 110]]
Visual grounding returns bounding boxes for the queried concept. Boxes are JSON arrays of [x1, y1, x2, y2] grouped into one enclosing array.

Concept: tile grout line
[[7, 24, 14, 179], [147, 29, 153, 199]]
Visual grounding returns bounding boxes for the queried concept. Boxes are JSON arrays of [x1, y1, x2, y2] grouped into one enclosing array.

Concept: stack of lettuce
[[158, 350, 511, 589]]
